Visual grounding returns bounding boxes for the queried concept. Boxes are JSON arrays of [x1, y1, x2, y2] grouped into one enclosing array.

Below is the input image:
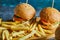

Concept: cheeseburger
[[13, 3, 36, 22], [40, 7, 60, 39], [40, 7, 60, 25]]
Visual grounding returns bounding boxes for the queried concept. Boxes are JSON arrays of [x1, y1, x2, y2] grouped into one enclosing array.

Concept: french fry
[[12, 37, 20, 40], [38, 24, 46, 36], [30, 23, 33, 28], [18, 34, 25, 38], [9, 36, 12, 40], [22, 21, 30, 26], [31, 27, 41, 37], [19, 30, 36, 40], [30, 23, 37, 31], [3, 30, 10, 40], [35, 31, 41, 37], [11, 31, 25, 37], [35, 30, 46, 37], [0, 27, 5, 40], [44, 29, 53, 34], [0, 27, 6, 30], [35, 27, 38, 31], [2, 30, 5, 40], [2, 22, 16, 25], [10, 26, 29, 31], [28, 36, 41, 40], [2, 24, 11, 29], [14, 24, 25, 27], [2, 24, 29, 31]]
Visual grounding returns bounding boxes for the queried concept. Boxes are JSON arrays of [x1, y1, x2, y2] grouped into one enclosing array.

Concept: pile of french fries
[[0, 19, 53, 40]]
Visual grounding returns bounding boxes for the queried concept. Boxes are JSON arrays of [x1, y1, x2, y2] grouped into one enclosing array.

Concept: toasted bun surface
[[14, 3, 36, 20], [40, 7, 60, 25]]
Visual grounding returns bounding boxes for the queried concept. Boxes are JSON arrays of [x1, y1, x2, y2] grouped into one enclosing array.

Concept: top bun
[[40, 7, 60, 25], [14, 3, 36, 20]]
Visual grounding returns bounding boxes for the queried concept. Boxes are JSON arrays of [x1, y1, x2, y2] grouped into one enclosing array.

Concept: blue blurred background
[[0, 0, 60, 21]]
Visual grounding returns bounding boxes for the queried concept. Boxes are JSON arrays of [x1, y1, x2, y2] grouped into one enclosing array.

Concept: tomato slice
[[41, 19, 47, 23], [41, 19, 50, 25]]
